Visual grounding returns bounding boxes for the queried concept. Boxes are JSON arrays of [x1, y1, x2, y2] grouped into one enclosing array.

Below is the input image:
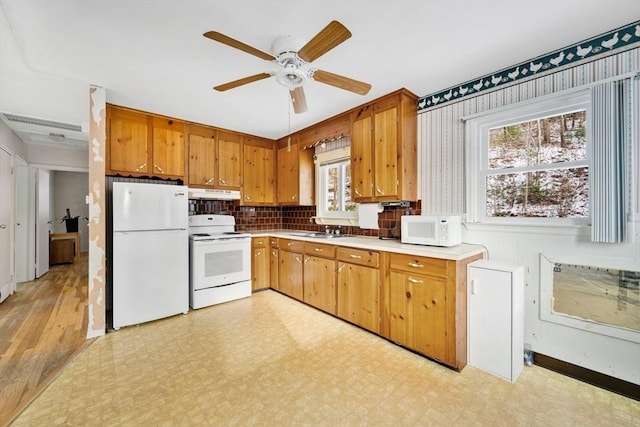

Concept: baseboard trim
[[534, 353, 639, 401]]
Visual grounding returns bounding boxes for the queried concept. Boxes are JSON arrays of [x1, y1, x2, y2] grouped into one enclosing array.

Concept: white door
[[35, 168, 50, 278], [15, 158, 29, 283], [468, 263, 522, 382], [0, 147, 13, 302]]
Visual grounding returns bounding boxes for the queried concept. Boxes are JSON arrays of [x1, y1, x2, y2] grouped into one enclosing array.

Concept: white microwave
[[400, 215, 462, 247]]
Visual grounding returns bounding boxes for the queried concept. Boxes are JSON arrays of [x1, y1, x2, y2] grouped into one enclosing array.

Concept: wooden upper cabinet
[[151, 117, 185, 178], [106, 105, 186, 180], [217, 130, 242, 190], [187, 125, 217, 187], [350, 89, 418, 202], [373, 106, 399, 198], [276, 136, 314, 206], [107, 107, 149, 175], [351, 114, 373, 199], [242, 136, 275, 205]]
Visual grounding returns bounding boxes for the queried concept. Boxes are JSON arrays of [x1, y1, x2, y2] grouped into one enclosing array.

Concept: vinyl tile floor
[[11, 290, 640, 426]]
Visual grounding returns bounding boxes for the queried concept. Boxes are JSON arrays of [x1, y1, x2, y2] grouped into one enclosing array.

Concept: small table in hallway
[[49, 232, 81, 264]]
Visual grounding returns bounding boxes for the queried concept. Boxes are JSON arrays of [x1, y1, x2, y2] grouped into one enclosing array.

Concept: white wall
[[419, 48, 640, 384], [27, 144, 88, 171], [52, 171, 89, 252], [0, 119, 26, 159]]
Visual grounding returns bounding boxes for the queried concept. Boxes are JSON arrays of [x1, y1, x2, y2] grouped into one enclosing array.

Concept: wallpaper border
[[417, 20, 640, 112]]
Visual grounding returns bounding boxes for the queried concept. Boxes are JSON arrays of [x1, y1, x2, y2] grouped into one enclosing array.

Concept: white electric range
[[188, 214, 251, 309]]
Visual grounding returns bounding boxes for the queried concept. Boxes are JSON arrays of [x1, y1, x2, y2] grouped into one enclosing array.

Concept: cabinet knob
[[154, 164, 165, 174], [204, 177, 214, 184], [349, 254, 362, 259], [219, 178, 227, 185], [314, 248, 323, 252], [408, 262, 424, 268], [136, 162, 147, 171], [354, 188, 362, 197], [291, 194, 297, 200], [375, 186, 384, 195], [408, 278, 423, 284]]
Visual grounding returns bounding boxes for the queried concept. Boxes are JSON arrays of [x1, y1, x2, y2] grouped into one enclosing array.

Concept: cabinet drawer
[[389, 253, 448, 277], [279, 238, 304, 252], [304, 242, 336, 259], [252, 237, 269, 249], [337, 247, 379, 268]]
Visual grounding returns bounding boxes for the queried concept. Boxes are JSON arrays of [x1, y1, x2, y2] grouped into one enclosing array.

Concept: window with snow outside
[[486, 109, 588, 219], [466, 91, 591, 226]]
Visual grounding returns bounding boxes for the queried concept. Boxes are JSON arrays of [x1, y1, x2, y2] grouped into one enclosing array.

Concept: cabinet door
[[389, 271, 447, 362], [277, 143, 299, 204], [278, 250, 303, 300], [337, 262, 380, 333], [108, 111, 149, 174], [152, 119, 185, 177], [373, 106, 398, 199], [252, 248, 270, 291], [188, 134, 216, 187], [303, 255, 336, 314], [217, 131, 242, 189], [351, 115, 373, 200], [270, 247, 279, 290], [243, 144, 275, 204]]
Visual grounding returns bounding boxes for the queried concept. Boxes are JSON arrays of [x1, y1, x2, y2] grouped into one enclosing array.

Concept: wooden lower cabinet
[[251, 237, 270, 291], [337, 261, 380, 334], [389, 271, 447, 362], [278, 239, 304, 299], [387, 252, 482, 370], [303, 255, 336, 315], [269, 238, 279, 291]]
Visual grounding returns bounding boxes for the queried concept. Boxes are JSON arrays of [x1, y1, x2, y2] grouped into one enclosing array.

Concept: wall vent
[[2, 113, 82, 132]]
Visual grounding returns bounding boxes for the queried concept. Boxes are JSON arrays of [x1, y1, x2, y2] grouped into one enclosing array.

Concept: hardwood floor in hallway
[[0, 255, 90, 426]]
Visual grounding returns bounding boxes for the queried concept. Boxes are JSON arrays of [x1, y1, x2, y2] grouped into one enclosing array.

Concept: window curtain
[[590, 78, 635, 243]]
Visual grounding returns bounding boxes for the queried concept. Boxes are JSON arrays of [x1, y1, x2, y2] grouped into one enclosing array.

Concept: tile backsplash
[[189, 200, 421, 238]]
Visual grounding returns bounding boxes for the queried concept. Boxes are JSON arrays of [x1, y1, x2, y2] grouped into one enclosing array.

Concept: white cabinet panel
[[468, 260, 524, 382]]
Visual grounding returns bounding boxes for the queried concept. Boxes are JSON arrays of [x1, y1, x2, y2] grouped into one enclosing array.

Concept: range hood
[[188, 188, 241, 200]]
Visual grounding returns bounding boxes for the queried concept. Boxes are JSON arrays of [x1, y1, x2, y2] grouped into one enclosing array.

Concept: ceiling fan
[[204, 21, 371, 114]]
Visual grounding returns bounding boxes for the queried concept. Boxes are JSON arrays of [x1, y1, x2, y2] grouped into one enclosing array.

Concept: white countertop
[[248, 230, 485, 261]]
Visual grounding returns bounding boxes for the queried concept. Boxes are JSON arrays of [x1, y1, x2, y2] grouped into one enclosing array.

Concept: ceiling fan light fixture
[[275, 63, 306, 89]]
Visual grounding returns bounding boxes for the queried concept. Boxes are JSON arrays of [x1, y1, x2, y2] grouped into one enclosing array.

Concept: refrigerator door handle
[[471, 279, 478, 295]]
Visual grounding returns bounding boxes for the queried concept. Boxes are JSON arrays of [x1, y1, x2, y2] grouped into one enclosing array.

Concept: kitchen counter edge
[[247, 230, 484, 261]]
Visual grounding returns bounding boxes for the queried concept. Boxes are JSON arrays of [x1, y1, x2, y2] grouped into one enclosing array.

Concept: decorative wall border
[[417, 20, 640, 112]]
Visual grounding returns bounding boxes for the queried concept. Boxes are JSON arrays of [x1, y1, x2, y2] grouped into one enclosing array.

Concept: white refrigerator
[[112, 182, 189, 329]]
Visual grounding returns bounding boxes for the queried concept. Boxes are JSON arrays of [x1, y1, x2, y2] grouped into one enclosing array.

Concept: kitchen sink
[[287, 232, 345, 239]]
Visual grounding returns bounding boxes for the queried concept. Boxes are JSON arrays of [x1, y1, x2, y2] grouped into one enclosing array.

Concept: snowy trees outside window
[[486, 110, 588, 218], [465, 90, 591, 225]]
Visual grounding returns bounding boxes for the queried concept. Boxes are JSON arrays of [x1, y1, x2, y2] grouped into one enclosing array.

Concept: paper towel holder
[[380, 201, 410, 208]]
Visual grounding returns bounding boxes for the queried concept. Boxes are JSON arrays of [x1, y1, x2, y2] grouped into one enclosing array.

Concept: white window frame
[[465, 89, 592, 226], [314, 147, 358, 226]]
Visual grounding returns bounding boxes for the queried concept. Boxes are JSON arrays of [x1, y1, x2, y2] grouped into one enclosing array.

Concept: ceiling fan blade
[[311, 69, 371, 95], [290, 87, 308, 114], [213, 73, 273, 92], [297, 21, 351, 63], [204, 31, 275, 61]]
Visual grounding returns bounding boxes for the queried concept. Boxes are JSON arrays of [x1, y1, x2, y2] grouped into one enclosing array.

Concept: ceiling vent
[[2, 113, 82, 132]]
